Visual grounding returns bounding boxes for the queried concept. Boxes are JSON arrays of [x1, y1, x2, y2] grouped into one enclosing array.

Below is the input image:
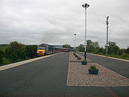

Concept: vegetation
[[89, 66, 98, 70], [0, 44, 8, 52], [77, 40, 129, 60], [0, 50, 4, 64], [76, 44, 85, 52], [88, 65, 99, 74], [77, 56, 81, 60], [0, 41, 37, 66], [63, 44, 72, 48], [5, 41, 26, 61], [25, 45, 37, 58], [81, 60, 87, 65]]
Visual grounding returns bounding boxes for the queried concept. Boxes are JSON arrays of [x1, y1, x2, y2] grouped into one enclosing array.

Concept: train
[[37, 44, 70, 56]]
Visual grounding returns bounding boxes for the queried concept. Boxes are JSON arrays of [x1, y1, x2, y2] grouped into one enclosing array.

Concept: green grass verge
[[95, 53, 129, 60], [109, 54, 129, 60]]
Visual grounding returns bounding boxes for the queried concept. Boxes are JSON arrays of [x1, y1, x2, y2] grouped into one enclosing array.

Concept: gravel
[[67, 52, 129, 87]]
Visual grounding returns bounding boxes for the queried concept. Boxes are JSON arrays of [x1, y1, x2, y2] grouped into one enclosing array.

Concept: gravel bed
[[67, 52, 129, 87]]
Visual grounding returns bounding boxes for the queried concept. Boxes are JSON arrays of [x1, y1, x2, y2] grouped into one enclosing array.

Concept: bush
[[5, 41, 26, 61], [89, 66, 98, 70], [77, 56, 81, 60], [25, 45, 37, 58], [126, 48, 129, 54], [121, 53, 129, 58], [96, 48, 105, 54], [88, 65, 99, 74], [0, 41, 38, 65], [0, 50, 4, 64], [81, 60, 87, 65]]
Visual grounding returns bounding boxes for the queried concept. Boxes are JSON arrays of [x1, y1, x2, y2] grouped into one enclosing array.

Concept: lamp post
[[82, 3, 90, 60], [106, 16, 109, 55], [74, 33, 76, 52]]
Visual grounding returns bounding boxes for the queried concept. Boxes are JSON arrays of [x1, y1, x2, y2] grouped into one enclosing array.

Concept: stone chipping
[[67, 52, 129, 87]]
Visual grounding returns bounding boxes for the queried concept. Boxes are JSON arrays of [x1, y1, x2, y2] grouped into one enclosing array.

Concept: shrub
[[77, 56, 81, 60], [88, 65, 99, 74], [0, 50, 4, 64], [89, 66, 98, 70], [121, 53, 129, 58], [81, 60, 87, 65], [5, 41, 26, 61], [25, 45, 37, 58]]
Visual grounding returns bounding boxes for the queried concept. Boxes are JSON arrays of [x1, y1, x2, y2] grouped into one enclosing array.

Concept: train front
[[37, 46, 46, 56]]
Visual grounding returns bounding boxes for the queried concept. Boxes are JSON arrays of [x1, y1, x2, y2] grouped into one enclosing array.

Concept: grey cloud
[[0, 0, 129, 48]]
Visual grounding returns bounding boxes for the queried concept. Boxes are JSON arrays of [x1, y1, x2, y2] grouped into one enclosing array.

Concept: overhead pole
[[106, 16, 109, 55], [74, 33, 76, 52], [82, 3, 90, 60]]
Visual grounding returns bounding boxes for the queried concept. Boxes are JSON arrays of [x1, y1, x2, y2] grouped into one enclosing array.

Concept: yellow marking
[[37, 49, 45, 56]]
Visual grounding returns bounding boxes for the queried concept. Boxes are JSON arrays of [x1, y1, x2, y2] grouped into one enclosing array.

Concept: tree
[[97, 47, 105, 54], [87, 40, 93, 52], [25, 45, 37, 58], [63, 44, 71, 48], [76, 44, 85, 52], [87, 40, 99, 53], [5, 41, 26, 61], [126, 47, 129, 54], [92, 42, 99, 48], [118, 49, 126, 55], [108, 41, 120, 55]]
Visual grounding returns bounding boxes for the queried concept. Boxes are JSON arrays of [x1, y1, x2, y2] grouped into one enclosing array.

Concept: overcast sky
[[0, 0, 129, 48]]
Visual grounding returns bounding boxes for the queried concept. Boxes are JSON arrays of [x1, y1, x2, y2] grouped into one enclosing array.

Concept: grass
[[2, 58, 12, 65], [109, 54, 129, 60], [95, 53, 129, 60]]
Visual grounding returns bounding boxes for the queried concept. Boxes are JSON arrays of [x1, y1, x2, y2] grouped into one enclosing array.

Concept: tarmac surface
[[0, 52, 129, 97], [86, 53, 129, 78]]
